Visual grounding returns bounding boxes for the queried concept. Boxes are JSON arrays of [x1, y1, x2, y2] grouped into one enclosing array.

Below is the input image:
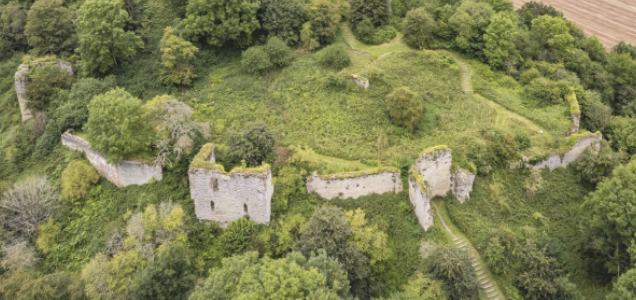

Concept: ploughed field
[[511, 0, 636, 49]]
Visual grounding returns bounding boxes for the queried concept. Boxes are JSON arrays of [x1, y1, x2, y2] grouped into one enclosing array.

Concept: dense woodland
[[1, 0, 636, 298]]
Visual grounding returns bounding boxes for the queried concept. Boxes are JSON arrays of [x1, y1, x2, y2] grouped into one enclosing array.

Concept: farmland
[[511, 0, 636, 49]]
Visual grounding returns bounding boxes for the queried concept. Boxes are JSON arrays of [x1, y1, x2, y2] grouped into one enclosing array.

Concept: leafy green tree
[[575, 141, 624, 184], [381, 272, 447, 300], [107, 250, 146, 300], [427, 245, 480, 300], [530, 15, 574, 62], [484, 12, 519, 68], [516, 1, 562, 28], [81, 253, 113, 300], [184, 0, 259, 47], [581, 36, 607, 63], [61, 160, 100, 202], [608, 269, 636, 300], [612, 41, 636, 59], [83, 88, 154, 162], [299, 22, 320, 50], [354, 17, 376, 44], [403, 7, 437, 49], [307, 0, 340, 46], [318, 43, 351, 70], [607, 53, 636, 116], [76, 0, 143, 74], [350, 0, 391, 27], [2, 271, 86, 300], [0, 4, 28, 55], [227, 122, 276, 167], [481, 0, 512, 12], [261, 0, 307, 45], [581, 160, 636, 274], [159, 26, 198, 86], [516, 244, 562, 300], [264, 36, 292, 67], [448, 1, 493, 52], [25, 64, 73, 110], [606, 116, 636, 155], [220, 218, 260, 256], [259, 214, 306, 257], [241, 46, 273, 74], [481, 227, 519, 275], [386, 86, 424, 131], [24, 0, 75, 54], [130, 244, 196, 300], [36, 218, 60, 254], [344, 209, 391, 273]]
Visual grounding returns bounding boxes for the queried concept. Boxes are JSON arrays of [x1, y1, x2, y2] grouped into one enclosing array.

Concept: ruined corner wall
[[188, 144, 273, 228], [408, 170, 433, 231], [413, 148, 452, 197], [533, 133, 602, 170], [306, 170, 402, 200], [451, 169, 476, 204], [15, 61, 74, 121], [61, 131, 162, 187]]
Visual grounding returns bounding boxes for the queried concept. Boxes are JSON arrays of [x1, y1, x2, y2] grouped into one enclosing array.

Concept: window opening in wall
[[210, 201, 215, 212], [244, 204, 248, 214], [210, 178, 219, 191]]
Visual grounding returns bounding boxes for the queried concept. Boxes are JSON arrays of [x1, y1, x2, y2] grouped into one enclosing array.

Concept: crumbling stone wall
[[188, 144, 273, 228], [351, 74, 369, 89], [306, 169, 403, 200], [15, 61, 73, 121], [533, 132, 602, 170], [413, 147, 452, 197], [61, 130, 163, 187], [408, 169, 433, 231], [451, 169, 476, 204]]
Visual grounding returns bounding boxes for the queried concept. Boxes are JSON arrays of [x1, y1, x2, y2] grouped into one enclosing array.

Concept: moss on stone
[[565, 92, 580, 116], [410, 167, 427, 191], [189, 143, 270, 177], [316, 167, 400, 180]]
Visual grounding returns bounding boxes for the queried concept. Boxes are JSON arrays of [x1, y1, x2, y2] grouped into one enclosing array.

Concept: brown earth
[[511, 0, 636, 49]]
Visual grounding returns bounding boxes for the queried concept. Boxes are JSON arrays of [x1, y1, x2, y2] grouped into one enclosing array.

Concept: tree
[[581, 160, 636, 274], [76, 0, 143, 73], [61, 160, 100, 202], [484, 12, 519, 68], [381, 272, 447, 300], [25, 64, 73, 110], [516, 244, 562, 300], [130, 244, 196, 300], [24, 0, 75, 54], [386, 86, 424, 131], [107, 250, 147, 300], [530, 15, 574, 62], [575, 141, 624, 184], [581, 36, 607, 63], [159, 26, 198, 86], [608, 269, 636, 300], [607, 53, 636, 116], [36, 218, 61, 254], [184, 0, 260, 47], [241, 46, 273, 74], [82, 253, 114, 300], [403, 8, 437, 49], [606, 116, 636, 155], [318, 43, 351, 70], [0, 176, 58, 240], [427, 245, 480, 300], [307, 0, 340, 46], [612, 41, 636, 59], [1, 241, 40, 271], [83, 88, 154, 162], [349, 0, 391, 27], [261, 0, 307, 45], [227, 122, 276, 167], [220, 218, 260, 257], [12, 272, 86, 300], [516, 1, 562, 28], [344, 209, 391, 272], [264, 36, 293, 67], [0, 4, 28, 55], [448, 1, 493, 52]]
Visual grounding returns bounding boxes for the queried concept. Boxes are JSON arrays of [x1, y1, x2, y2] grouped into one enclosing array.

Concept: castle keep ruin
[[188, 144, 273, 228], [306, 169, 403, 200], [61, 130, 163, 187], [15, 61, 73, 121]]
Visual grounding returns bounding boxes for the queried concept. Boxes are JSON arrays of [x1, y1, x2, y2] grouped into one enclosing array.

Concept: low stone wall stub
[[306, 169, 403, 200], [451, 169, 476, 203], [188, 143, 273, 228], [61, 131, 163, 187], [15, 61, 74, 121], [408, 169, 433, 231], [533, 132, 602, 171], [413, 147, 452, 198]]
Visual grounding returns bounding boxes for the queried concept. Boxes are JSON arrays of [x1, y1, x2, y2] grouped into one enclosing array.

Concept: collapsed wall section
[[61, 130, 163, 187], [413, 147, 452, 198], [188, 144, 273, 228], [306, 169, 403, 200], [15, 61, 73, 121], [533, 132, 602, 170], [451, 169, 476, 204]]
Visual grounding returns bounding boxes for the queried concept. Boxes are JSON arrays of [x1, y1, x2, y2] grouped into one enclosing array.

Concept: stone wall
[[408, 169, 433, 231], [351, 74, 369, 89], [306, 169, 403, 200], [188, 144, 273, 228], [451, 169, 476, 204], [533, 132, 602, 170], [61, 130, 163, 187], [15, 61, 73, 121], [413, 147, 452, 197]]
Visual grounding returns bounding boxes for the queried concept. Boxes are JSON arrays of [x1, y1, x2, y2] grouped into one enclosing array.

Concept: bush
[[606, 116, 636, 155], [426, 245, 480, 300], [576, 141, 625, 184], [241, 46, 272, 74], [354, 18, 376, 44], [25, 64, 73, 110], [227, 122, 276, 167], [318, 44, 351, 70], [523, 77, 571, 104], [519, 68, 541, 85], [220, 217, 260, 256], [403, 7, 437, 49], [483, 129, 520, 162], [350, 0, 391, 27], [61, 160, 100, 202], [385, 87, 424, 131], [263, 36, 293, 67]]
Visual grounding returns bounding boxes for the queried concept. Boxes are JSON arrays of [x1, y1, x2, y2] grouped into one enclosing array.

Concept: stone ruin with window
[[188, 144, 273, 228]]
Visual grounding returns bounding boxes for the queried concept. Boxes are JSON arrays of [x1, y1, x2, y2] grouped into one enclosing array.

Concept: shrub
[[220, 218, 260, 256], [350, 0, 391, 27], [227, 122, 276, 167], [385, 87, 424, 131], [61, 160, 100, 202], [483, 129, 520, 162], [575, 140, 625, 184], [354, 17, 376, 43], [25, 64, 73, 110], [318, 44, 351, 70], [264, 36, 293, 67], [519, 68, 541, 85], [159, 26, 199, 86], [241, 46, 272, 74], [426, 245, 480, 300], [606, 116, 636, 155], [523, 77, 570, 104], [403, 7, 437, 49]]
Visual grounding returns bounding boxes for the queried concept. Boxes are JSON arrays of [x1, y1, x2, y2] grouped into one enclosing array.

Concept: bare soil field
[[511, 0, 636, 49]]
